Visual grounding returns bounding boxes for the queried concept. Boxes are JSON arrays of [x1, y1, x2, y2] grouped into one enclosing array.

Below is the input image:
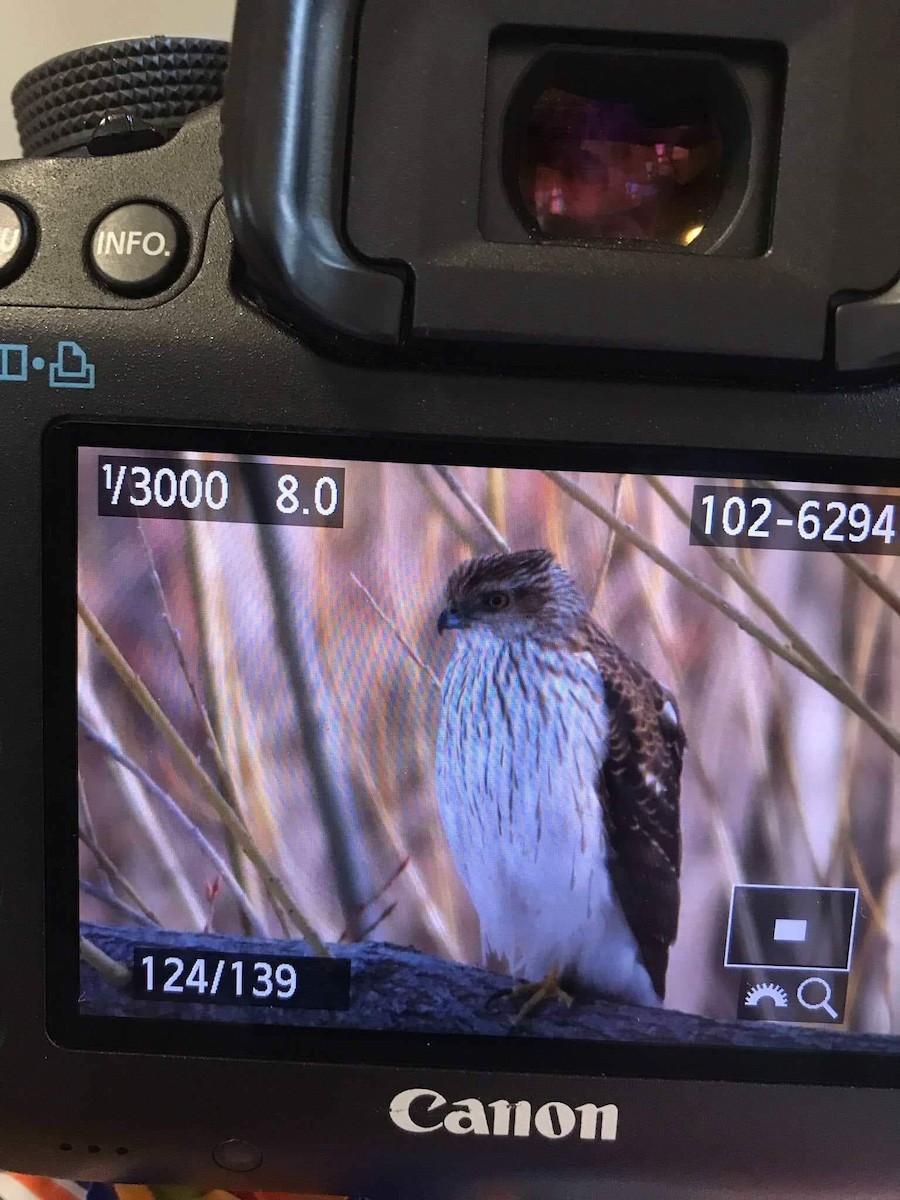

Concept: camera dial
[[12, 36, 229, 159]]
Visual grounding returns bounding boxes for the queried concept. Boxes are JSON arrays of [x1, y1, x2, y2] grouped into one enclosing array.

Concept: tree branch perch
[[79, 923, 894, 1052]]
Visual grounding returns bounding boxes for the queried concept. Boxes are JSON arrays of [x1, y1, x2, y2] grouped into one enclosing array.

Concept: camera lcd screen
[[66, 436, 900, 1060]]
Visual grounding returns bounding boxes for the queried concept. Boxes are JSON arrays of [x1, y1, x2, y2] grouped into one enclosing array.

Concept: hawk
[[435, 549, 685, 1009]]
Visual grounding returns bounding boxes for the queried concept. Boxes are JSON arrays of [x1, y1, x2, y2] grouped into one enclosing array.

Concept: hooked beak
[[438, 604, 465, 634]]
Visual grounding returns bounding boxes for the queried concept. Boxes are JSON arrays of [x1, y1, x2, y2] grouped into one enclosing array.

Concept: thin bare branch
[[77, 773, 98, 844], [765, 484, 900, 620], [351, 574, 441, 690], [356, 772, 463, 958], [700, 496, 823, 881], [645, 474, 900, 761], [138, 520, 220, 760], [370, 855, 411, 903], [77, 596, 329, 954], [79, 718, 268, 938], [431, 465, 511, 553], [80, 879, 158, 929], [486, 467, 507, 539], [838, 553, 900, 620], [78, 675, 205, 927], [340, 857, 410, 942], [826, 577, 888, 887], [649, 476, 850, 675], [591, 474, 625, 607], [138, 520, 253, 843], [78, 823, 161, 927], [410, 464, 476, 547], [184, 520, 282, 937], [690, 753, 744, 887], [358, 901, 398, 942], [247, 492, 367, 940], [78, 779, 165, 920], [80, 935, 131, 988], [545, 471, 900, 759]]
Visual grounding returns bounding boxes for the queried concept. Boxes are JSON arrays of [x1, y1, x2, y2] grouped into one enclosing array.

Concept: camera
[[1, 2, 899, 1197]]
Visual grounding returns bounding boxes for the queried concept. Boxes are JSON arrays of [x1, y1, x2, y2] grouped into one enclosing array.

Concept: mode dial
[[12, 36, 229, 158]]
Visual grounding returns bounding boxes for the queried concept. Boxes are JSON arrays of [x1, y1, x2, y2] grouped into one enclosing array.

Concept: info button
[[724, 885, 859, 971], [89, 202, 187, 296]]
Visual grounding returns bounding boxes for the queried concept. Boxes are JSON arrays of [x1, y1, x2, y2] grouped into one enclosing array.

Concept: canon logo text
[[389, 1089, 618, 1142]]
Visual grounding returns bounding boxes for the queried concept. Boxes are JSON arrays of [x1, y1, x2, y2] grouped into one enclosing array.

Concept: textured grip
[[12, 36, 229, 157]]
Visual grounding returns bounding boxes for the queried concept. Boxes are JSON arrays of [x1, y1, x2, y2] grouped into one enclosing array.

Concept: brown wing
[[589, 626, 685, 1000]]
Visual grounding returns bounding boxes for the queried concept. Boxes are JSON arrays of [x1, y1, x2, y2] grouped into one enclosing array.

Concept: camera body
[[1, 4, 899, 1197]]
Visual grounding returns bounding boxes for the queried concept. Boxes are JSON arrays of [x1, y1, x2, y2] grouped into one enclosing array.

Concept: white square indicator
[[773, 918, 808, 942]]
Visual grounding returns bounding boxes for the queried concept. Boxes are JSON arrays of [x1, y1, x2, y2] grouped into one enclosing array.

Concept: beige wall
[[0, 1, 236, 160]]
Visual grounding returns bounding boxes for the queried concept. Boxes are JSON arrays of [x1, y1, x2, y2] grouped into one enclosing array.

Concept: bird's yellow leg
[[510, 967, 574, 1025]]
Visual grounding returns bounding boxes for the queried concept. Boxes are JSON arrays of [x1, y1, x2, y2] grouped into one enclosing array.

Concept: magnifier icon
[[797, 976, 839, 1020]]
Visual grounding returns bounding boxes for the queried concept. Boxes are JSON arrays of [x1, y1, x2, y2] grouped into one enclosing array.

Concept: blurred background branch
[[141, 518, 256, 930], [78, 595, 329, 954], [80, 934, 131, 989], [431, 465, 510, 553], [79, 719, 266, 937], [245, 466, 370, 941]]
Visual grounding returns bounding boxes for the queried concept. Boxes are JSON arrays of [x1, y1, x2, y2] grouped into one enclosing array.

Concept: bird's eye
[[483, 592, 511, 611]]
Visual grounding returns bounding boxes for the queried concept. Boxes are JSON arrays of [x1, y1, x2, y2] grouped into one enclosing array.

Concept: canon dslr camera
[[0, 1, 898, 1197]]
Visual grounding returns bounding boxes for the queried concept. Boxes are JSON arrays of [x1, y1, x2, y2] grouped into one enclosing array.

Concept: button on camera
[[212, 1138, 263, 1172], [0, 199, 35, 286], [88, 202, 187, 297]]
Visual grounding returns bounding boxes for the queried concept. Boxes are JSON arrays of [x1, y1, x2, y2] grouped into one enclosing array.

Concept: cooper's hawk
[[435, 549, 685, 1008]]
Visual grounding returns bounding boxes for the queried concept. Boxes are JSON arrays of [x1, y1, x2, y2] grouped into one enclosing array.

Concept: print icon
[[49, 341, 96, 390]]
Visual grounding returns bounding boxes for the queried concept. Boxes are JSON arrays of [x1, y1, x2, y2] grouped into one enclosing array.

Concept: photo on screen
[[73, 445, 900, 1052]]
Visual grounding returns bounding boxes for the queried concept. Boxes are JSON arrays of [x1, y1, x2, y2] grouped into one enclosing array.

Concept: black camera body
[[1, 3, 899, 1197]]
